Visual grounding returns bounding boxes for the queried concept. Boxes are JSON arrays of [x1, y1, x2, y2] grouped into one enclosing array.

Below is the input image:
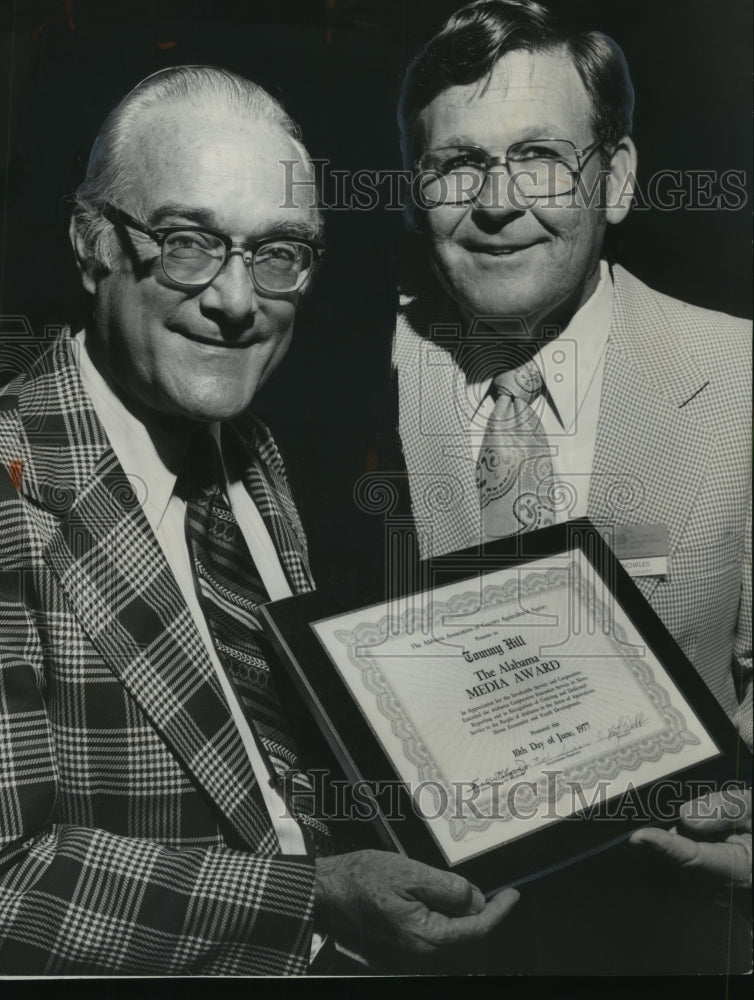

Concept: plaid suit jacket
[[0, 331, 317, 975], [393, 264, 752, 746]]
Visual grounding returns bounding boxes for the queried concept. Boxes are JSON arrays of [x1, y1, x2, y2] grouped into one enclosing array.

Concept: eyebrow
[[148, 203, 320, 241], [433, 128, 571, 148]]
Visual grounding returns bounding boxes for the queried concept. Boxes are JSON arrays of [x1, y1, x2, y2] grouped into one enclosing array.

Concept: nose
[[472, 161, 529, 219], [199, 250, 258, 326]]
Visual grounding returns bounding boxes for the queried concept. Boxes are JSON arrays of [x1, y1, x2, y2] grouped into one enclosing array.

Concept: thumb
[[630, 826, 751, 884], [630, 826, 701, 866], [413, 868, 485, 917], [679, 788, 752, 836], [467, 885, 486, 915]]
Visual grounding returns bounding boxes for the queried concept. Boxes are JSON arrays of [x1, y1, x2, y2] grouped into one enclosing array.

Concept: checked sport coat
[[392, 264, 752, 747], [0, 330, 318, 975], [384, 264, 752, 974]]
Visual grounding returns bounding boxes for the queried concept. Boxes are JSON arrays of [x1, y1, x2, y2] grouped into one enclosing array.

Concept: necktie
[[476, 360, 556, 537], [179, 432, 330, 852]]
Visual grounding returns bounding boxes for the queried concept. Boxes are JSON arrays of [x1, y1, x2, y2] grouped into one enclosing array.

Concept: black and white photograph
[[0, 0, 751, 985]]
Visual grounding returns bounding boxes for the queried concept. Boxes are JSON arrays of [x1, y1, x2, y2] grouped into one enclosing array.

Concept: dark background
[[0, 0, 751, 580], [0, 0, 751, 326]]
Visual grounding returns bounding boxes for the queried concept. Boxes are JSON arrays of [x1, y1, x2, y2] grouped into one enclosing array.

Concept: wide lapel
[[18, 334, 271, 850], [230, 415, 314, 595], [587, 267, 715, 602], [394, 292, 482, 557]]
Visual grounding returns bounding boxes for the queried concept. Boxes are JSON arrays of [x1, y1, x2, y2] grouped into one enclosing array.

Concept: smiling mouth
[[468, 242, 543, 255], [176, 329, 258, 349]]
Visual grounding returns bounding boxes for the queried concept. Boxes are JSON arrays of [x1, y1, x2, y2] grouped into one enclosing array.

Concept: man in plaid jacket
[[0, 66, 518, 975]]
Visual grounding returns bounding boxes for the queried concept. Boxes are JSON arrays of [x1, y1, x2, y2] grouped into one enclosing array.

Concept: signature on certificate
[[596, 712, 648, 742], [469, 713, 649, 793], [472, 763, 529, 790]]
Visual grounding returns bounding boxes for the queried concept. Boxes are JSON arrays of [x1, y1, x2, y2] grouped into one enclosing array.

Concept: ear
[[68, 216, 99, 295], [605, 135, 638, 225]]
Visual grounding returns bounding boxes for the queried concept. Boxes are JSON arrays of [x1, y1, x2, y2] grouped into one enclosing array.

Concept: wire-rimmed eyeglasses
[[417, 138, 604, 204]]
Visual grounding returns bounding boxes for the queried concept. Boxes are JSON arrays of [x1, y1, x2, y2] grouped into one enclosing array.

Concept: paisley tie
[[477, 360, 556, 537]]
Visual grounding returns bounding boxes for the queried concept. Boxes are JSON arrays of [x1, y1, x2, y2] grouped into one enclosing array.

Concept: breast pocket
[[669, 531, 740, 582]]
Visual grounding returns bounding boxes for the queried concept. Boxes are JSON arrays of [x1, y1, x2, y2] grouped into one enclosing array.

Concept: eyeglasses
[[417, 138, 604, 204], [102, 204, 322, 293]]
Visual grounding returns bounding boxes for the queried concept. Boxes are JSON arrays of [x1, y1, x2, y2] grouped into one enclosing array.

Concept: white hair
[[72, 65, 320, 267]]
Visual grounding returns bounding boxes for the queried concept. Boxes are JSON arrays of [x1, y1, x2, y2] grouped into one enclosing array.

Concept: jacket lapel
[[394, 293, 482, 556], [19, 333, 272, 850], [587, 267, 714, 602], [230, 416, 314, 594]]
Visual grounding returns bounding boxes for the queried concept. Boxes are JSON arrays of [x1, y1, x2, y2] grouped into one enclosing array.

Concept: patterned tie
[[179, 431, 331, 852], [477, 360, 556, 537]]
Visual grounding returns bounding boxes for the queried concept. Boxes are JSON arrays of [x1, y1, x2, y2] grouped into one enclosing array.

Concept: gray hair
[[72, 65, 319, 268]]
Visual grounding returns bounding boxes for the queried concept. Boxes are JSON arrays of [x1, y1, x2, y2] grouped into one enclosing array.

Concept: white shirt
[[468, 259, 613, 520], [73, 330, 308, 856]]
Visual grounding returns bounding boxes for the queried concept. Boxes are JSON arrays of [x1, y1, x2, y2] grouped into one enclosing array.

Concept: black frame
[[101, 203, 324, 290], [261, 519, 750, 893]]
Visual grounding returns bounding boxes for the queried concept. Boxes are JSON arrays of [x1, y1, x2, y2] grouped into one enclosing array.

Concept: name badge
[[611, 524, 669, 578]]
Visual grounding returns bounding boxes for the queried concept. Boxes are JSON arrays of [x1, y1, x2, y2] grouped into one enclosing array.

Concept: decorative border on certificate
[[311, 549, 720, 866]]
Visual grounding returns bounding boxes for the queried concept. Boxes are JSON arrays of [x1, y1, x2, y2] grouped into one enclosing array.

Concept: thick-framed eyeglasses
[[417, 138, 604, 204], [102, 204, 323, 292]]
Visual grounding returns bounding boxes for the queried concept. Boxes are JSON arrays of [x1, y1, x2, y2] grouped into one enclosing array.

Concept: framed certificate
[[261, 519, 749, 893]]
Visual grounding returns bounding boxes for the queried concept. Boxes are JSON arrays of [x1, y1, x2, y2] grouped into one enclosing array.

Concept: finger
[[689, 839, 751, 884], [679, 789, 752, 836], [630, 827, 751, 884], [678, 815, 739, 839], [483, 886, 521, 923], [630, 826, 701, 865], [420, 887, 520, 948], [465, 884, 486, 915]]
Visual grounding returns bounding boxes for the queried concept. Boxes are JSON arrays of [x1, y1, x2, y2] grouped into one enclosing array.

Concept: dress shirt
[[73, 330, 308, 856], [468, 259, 613, 521]]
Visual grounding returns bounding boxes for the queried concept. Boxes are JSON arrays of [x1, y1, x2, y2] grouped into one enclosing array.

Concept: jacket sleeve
[[0, 467, 316, 976], [0, 617, 316, 976]]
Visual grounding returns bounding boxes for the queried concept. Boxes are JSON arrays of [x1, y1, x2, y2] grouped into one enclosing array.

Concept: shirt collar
[[469, 259, 613, 430], [536, 259, 613, 430], [74, 329, 220, 532]]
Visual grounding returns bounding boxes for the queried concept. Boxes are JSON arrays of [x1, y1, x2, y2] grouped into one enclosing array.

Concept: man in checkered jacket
[[386, 0, 751, 974], [0, 66, 519, 975]]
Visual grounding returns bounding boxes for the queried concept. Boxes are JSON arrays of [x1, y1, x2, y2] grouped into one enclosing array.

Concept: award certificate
[[311, 548, 718, 866], [262, 521, 746, 888]]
